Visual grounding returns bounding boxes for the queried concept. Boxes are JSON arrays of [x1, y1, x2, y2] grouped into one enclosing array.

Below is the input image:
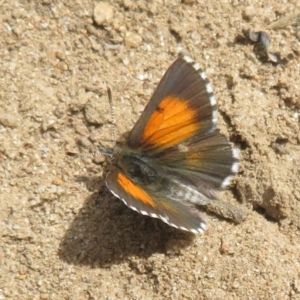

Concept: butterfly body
[[106, 55, 239, 234]]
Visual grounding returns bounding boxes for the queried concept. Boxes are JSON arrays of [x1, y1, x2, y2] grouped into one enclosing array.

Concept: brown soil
[[1, 1, 300, 299]]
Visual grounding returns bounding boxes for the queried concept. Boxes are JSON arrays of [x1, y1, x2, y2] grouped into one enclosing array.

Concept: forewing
[[127, 55, 217, 153]]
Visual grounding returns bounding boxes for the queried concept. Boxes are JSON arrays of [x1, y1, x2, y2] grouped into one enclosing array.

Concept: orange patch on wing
[[141, 96, 199, 148], [117, 173, 156, 208]]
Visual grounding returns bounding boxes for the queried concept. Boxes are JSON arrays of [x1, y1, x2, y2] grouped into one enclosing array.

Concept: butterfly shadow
[[58, 176, 195, 269]]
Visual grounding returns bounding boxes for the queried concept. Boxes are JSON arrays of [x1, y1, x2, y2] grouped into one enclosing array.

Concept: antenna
[[107, 86, 117, 144], [96, 86, 118, 159]]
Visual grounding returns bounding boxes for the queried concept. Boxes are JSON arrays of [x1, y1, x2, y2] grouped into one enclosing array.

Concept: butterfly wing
[[106, 166, 207, 233], [157, 131, 239, 195], [127, 55, 217, 152]]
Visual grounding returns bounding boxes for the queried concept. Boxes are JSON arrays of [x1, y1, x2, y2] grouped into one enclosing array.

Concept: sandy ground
[[1, 1, 300, 299]]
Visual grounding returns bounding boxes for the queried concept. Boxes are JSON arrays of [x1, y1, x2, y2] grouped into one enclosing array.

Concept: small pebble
[[93, 154, 106, 164], [13, 224, 20, 230], [0, 113, 19, 128], [125, 32, 142, 48], [93, 2, 114, 26], [40, 147, 49, 153], [52, 177, 64, 185], [243, 6, 256, 21], [122, 0, 133, 9]]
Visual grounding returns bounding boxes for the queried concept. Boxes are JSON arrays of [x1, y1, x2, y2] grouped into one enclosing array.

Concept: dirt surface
[[1, 1, 300, 299]]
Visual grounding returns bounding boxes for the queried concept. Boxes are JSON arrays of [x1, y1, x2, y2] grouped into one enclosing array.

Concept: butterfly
[[106, 55, 239, 234]]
